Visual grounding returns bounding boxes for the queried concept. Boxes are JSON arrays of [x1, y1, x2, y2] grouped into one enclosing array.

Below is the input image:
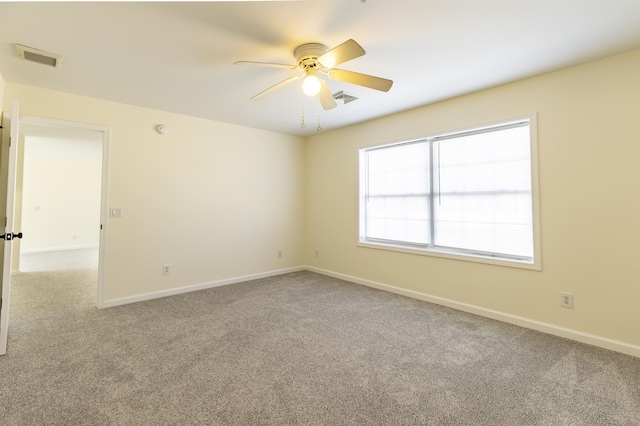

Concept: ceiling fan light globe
[[303, 75, 321, 96]]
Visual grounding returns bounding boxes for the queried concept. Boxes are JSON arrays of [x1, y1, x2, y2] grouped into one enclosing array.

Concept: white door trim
[[18, 114, 111, 309]]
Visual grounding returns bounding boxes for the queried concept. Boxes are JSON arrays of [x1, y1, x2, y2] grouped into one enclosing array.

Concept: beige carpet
[[1, 249, 639, 425]]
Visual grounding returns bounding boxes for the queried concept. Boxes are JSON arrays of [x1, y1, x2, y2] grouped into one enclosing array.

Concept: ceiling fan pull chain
[[317, 116, 322, 132], [301, 114, 306, 128]]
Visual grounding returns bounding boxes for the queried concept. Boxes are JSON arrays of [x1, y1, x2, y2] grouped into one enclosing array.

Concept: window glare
[[365, 142, 430, 245], [367, 142, 429, 195], [434, 125, 533, 257]]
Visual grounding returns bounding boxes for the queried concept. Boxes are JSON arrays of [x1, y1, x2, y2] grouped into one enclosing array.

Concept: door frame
[[17, 114, 110, 308]]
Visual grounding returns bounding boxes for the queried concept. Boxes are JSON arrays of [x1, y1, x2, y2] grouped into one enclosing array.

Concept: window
[[359, 115, 540, 269]]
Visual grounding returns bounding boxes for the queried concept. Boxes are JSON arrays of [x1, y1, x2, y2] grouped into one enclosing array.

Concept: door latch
[[1, 232, 23, 241]]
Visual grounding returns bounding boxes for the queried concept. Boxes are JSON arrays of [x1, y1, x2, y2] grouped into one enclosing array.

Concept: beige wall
[[3, 83, 307, 301], [306, 50, 640, 349], [0, 73, 4, 107]]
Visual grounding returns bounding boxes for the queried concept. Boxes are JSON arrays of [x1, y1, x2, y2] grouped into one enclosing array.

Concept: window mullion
[[364, 152, 370, 241], [428, 139, 435, 247]]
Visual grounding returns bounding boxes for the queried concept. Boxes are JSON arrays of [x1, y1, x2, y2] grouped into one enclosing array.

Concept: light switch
[[110, 207, 123, 218]]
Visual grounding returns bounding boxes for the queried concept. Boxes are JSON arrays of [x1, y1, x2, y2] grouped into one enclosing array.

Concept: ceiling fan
[[234, 39, 393, 110]]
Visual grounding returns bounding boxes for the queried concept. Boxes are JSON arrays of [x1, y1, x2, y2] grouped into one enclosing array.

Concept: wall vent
[[333, 91, 358, 105], [16, 44, 64, 69]]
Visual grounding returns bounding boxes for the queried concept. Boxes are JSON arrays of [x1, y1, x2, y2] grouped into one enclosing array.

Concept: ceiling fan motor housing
[[294, 43, 328, 70]]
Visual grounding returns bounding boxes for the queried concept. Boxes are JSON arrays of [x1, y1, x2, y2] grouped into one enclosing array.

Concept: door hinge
[[100, 224, 103, 230]]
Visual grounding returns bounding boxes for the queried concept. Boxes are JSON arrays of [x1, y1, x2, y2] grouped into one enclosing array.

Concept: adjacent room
[[0, 1, 638, 424]]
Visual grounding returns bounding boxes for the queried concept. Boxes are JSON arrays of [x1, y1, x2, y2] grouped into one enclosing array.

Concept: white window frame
[[358, 113, 541, 270]]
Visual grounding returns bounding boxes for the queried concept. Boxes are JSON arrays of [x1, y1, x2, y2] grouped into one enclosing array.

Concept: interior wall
[[3, 50, 638, 354], [2, 83, 307, 302], [0, 72, 4, 107], [19, 135, 102, 252], [306, 50, 640, 349]]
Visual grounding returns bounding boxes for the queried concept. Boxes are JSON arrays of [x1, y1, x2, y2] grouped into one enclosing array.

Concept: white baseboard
[[103, 266, 306, 308], [21, 244, 99, 254], [307, 266, 640, 359]]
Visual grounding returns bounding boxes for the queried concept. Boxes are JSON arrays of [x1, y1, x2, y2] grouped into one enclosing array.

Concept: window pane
[[365, 142, 430, 245], [434, 193, 533, 257], [434, 126, 533, 257], [367, 195, 430, 245], [367, 142, 430, 196]]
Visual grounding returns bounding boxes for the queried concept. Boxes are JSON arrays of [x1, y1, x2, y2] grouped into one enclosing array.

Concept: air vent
[[16, 44, 63, 69], [333, 91, 358, 105]]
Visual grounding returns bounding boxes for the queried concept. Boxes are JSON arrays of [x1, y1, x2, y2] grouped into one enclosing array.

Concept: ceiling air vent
[[333, 91, 358, 105], [16, 44, 63, 69]]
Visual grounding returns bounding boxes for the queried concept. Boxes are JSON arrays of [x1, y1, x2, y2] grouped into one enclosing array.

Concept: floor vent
[[16, 44, 64, 69]]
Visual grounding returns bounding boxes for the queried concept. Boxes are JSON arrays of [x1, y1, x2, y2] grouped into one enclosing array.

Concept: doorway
[[13, 116, 109, 308]]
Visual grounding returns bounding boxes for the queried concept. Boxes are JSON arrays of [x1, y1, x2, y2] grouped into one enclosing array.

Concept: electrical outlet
[[163, 264, 171, 275], [560, 292, 573, 308], [278, 250, 282, 258], [315, 249, 320, 258]]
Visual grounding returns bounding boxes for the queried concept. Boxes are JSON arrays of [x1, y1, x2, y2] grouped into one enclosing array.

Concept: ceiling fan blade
[[317, 79, 337, 110], [327, 69, 393, 92], [234, 61, 297, 70], [317, 39, 365, 68], [251, 75, 303, 100]]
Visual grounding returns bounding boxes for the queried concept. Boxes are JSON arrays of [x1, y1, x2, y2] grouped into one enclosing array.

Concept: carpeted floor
[[1, 249, 639, 425]]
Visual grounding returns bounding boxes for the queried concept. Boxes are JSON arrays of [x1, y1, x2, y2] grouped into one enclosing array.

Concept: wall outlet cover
[[560, 292, 573, 308]]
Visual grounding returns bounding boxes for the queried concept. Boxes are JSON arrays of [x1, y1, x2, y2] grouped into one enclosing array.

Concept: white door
[[0, 101, 20, 356]]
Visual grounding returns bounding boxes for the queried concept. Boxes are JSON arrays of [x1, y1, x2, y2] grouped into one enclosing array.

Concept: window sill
[[357, 240, 541, 271]]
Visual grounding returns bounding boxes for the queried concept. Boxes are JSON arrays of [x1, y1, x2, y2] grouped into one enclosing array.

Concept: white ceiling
[[1, 1, 639, 137]]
